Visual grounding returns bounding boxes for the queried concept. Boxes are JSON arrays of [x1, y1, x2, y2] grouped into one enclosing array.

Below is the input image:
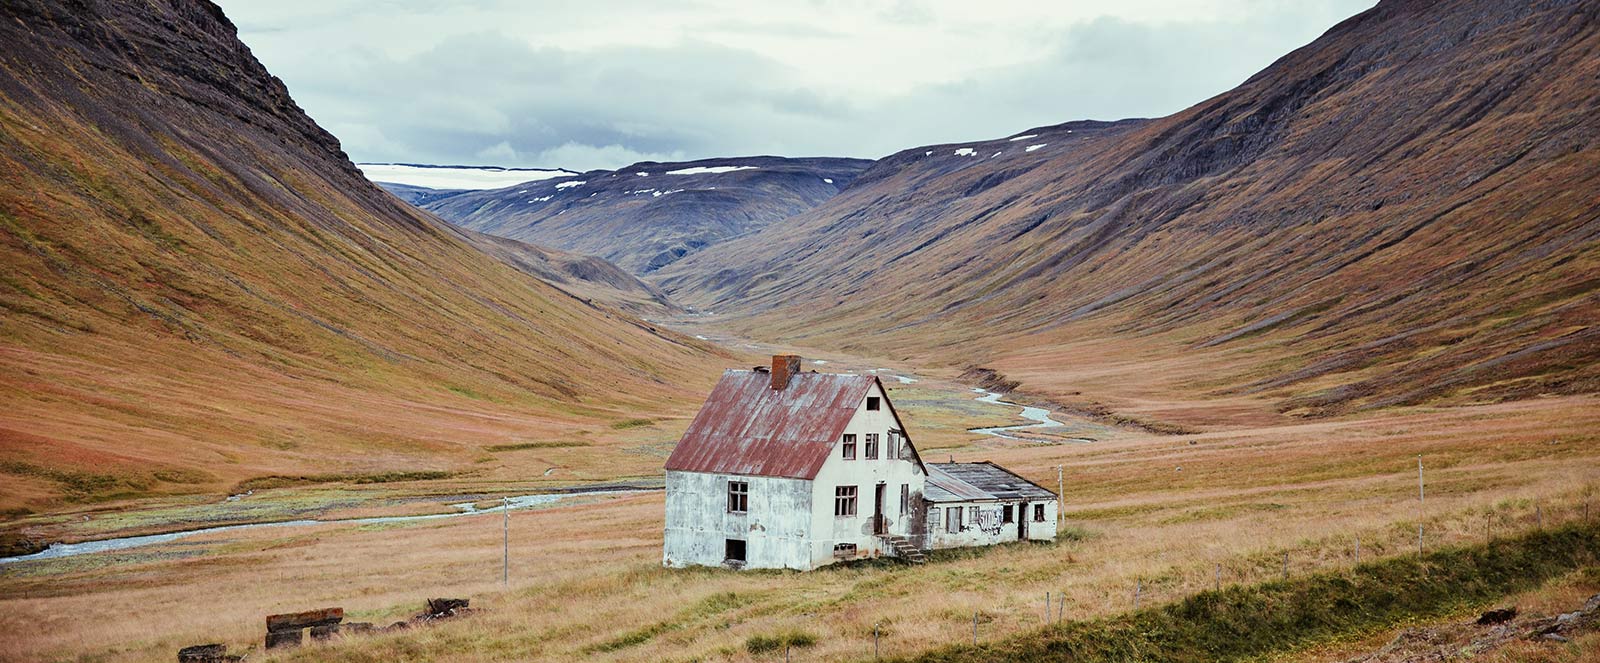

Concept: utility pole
[[1418, 455, 1424, 504], [1057, 465, 1064, 524], [502, 496, 510, 586]]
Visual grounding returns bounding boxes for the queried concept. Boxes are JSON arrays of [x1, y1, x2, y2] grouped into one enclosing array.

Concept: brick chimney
[[770, 354, 802, 390]]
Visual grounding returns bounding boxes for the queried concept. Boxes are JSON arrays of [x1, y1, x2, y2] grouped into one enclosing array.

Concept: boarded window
[[866, 396, 881, 411], [1034, 503, 1046, 522], [864, 433, 879, 459], [727, 480, 748, 513], [841, 434, 857, 460], [886, 431, 898, 460], [834, 485, 857, 517], [966, 506, 977, 525], [929, 507, 941, 527], [725, 539, 746, 563], [1002, 504, 1015, 523], [833, 543, 857, 558], [899, 484, 910, 516], [945, 507, 959, 533]]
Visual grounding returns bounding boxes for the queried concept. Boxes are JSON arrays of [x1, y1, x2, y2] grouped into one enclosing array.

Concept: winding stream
[[969, 388, 1094, 442], [0, 489, 643, 565]]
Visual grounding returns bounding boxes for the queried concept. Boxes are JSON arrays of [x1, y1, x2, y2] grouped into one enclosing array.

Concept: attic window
[[842, 434, 857, 460], [866, 396, 881, 411]]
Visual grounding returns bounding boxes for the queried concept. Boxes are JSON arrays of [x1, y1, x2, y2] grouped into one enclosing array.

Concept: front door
[[874, 483, 886, 534], [1018, 501, 1028, 541]]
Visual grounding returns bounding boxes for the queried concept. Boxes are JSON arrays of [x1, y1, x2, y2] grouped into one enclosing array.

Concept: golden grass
[[1, 367, 1594, 662]]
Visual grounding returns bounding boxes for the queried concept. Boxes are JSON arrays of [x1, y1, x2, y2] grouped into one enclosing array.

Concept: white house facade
[[663, 355, 1056, 571]]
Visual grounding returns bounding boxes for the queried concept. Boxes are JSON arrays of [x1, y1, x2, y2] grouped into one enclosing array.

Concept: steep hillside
[[0, 0, 716, 512], [657, 0, 1600, 417], [463, 231, 679, 315], [424, 156, 874, 274]]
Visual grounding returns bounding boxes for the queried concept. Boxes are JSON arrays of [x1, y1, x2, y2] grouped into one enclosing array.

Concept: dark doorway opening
[[725, 538, 746, 563], [873, 483, 887, 535]]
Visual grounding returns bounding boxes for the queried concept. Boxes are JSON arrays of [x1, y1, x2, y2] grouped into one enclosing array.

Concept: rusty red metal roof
[[664, 369, 878, 479]]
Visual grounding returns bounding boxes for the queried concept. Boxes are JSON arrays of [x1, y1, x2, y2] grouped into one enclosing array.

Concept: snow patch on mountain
[[664, 165, 758, 175], [358, 163, 575, 190]]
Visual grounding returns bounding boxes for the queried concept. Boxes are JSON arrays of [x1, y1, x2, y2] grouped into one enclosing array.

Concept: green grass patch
[[234, 470, 453, 492], [610, 418, 654, 430], [746, 631, 817, 655], [898, 523, 1600, 662], [589, 591, 758, 652], [484, 441, 592, 452]]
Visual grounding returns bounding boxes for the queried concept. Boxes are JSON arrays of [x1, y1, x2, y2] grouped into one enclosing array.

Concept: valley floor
[[0, 335, 1597, 662]]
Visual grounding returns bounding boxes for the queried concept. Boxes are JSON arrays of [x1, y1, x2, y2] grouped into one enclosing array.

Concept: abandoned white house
[[662, 355, 1059, 571]]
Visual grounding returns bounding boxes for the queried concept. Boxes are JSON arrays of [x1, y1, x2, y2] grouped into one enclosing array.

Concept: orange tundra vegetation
[[0, 0, 721, 517]]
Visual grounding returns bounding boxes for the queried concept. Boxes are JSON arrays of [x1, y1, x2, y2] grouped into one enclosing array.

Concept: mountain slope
[[656, 0, 1600, 418], [424, 156, 874, 274], [463, 230, 679, 315], [0, 0, 715, 512]]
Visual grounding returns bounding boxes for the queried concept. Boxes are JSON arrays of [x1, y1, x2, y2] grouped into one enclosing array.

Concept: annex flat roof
[[664, 369, 880, 479], [925, 462, 1056, 503]]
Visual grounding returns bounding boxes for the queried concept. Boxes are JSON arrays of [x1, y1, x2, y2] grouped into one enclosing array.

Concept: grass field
[[1, 356, 1595, 662]]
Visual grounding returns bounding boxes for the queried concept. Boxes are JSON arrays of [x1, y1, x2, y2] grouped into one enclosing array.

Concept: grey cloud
[[231, 1, 1375, 170]]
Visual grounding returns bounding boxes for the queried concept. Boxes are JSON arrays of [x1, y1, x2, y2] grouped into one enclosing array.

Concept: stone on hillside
[[176, 643, 226, 662], [1476, 607, 1517, 624]]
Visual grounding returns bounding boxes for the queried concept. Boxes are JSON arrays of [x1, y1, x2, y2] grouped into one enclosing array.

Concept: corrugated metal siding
[[663, 370, 876, 479]]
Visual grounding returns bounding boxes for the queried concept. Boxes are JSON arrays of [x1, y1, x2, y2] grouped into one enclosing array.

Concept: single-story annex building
[[663, 355, 1059, 570]]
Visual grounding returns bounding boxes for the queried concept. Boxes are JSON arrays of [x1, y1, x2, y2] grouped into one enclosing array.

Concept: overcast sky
[[222, 1, 1375, 172]]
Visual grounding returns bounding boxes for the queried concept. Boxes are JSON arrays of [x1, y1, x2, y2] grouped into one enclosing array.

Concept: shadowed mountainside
[[0, 0, 717, 511], [424, 156, 874, 274], [656, 0, 1600, 417], [463, 230, 679, 315]]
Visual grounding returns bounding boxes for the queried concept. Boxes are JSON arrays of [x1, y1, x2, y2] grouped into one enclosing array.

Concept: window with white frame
[[1034, 503, 1046, 522], [727, 480, 748, 513], [834, 485, 857, 517], [841, 434, 856, 460]]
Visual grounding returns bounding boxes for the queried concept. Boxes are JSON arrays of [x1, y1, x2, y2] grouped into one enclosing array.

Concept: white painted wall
[[808, 381, 927, 567], [662, 470, 813, 570], [924, 498, 1058, 549]]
